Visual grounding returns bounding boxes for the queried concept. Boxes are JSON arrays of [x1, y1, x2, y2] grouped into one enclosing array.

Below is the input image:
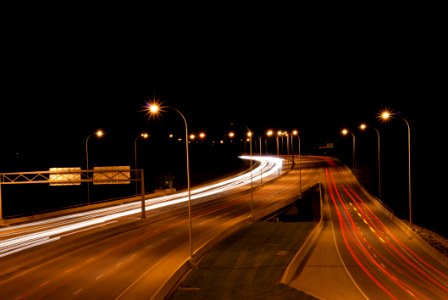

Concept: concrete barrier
[[280, 183, 324, 284]]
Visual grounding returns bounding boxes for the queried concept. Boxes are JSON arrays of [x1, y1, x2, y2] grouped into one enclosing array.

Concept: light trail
[[326, 167, 448, 299], [0, 156, 283, 258]]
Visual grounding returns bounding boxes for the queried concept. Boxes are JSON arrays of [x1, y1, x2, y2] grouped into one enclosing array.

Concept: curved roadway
[[289, 157, 448, 299], [0, 155, 317, 299], [0, 156, 447, 299]]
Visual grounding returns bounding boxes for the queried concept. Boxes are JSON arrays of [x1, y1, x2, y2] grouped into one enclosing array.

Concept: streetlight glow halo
[[379, 108, 394, 123], [144, 99, 167, 119]]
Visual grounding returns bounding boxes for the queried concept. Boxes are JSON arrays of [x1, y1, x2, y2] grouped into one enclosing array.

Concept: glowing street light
[[341, 128, 356, 170], [292, 130, 301, 197], [257, 134, 263, 185], [277, 130, 282, 156], [85, 129, 104, 205], [246, 129, 254, 220], [146, 102, 194, 264], [134, 132, 149, 194], [359, 123, 381, 199], [266, 130, 274, 154], [380, 109, 412, 226], [283, 131, 290, 168], [290, 131, 295, 166]]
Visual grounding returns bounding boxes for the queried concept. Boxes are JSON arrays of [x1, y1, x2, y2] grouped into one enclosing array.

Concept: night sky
[[0, 61, 434, 171], [1, 16, 446, 237]]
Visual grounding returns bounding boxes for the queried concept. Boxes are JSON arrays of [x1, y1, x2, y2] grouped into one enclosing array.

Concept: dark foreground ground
[[167, 221, 319, 300]]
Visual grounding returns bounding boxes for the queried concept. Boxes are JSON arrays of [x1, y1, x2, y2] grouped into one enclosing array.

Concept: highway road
[[1, 155, 447, 299], [290, 158, 448, 299], [0, 155, 318, 299]]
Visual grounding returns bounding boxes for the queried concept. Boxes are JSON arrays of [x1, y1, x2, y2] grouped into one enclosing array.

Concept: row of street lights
[[341, 109, 412, 226], [84, 101, 303, 264], [84, 102, 412, 269], [84, 126, 297, 202], [247, 129, 302, 197]]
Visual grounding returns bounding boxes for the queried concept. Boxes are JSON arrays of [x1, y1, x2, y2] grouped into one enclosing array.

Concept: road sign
[[49, 167, 82, 186], [93, 166, 131, 184]]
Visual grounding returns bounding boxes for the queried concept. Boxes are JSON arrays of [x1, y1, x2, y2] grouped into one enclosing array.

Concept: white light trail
[[0, 156, 283, 257]]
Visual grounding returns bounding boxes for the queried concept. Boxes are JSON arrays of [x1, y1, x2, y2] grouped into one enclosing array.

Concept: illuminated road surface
[[1, 156, 446, 299], [0, 155, 317, 299], [0, 156, 280, 258], [290, 157, 448, 299]]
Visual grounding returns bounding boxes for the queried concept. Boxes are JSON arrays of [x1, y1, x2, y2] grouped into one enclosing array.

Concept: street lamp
[[134, 132, 149, 194], [257, 135, 263, 185], [341, 128, 356, 170], [283, 131, 290, 168], [380, 110, 412, 227], [359, 123, 381, 199], [146, 102, 194, 264], [276, 130, 283, 156], [264, 135, 268, 155], [246, 129, 254, 221], [85, 129, 104, 205], [266, 130, 274, 154], [290, 131, 295, 166], [292, 130, 301, 197]]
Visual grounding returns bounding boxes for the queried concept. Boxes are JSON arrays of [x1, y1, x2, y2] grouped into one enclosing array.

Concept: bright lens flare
[[96, 130, 104, 137], [144, 99, 166, 119], [149, 104, 159, 113], [379, 109, 393, 123]]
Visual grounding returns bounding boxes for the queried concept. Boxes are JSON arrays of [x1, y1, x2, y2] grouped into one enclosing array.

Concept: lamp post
[[292, 130, 301, 197], [246, 128, 254, 221], [290, 131, 295, 166], [276, 131, 282, 156], [85, 129, 104, 205], [147, 103, 194, 264], [359, 123, 381, 199], [277, 130, 283, 175], [341, 128, 356, 170], [284, 131, 290, 168], [134, 132, 149, 194], [264, 138, 268, 155], [266, 130, 273, 154], [380, 110, 412, 226]]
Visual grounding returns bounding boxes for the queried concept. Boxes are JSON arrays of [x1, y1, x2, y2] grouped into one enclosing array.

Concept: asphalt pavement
[[167, 221, 319, 300]]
